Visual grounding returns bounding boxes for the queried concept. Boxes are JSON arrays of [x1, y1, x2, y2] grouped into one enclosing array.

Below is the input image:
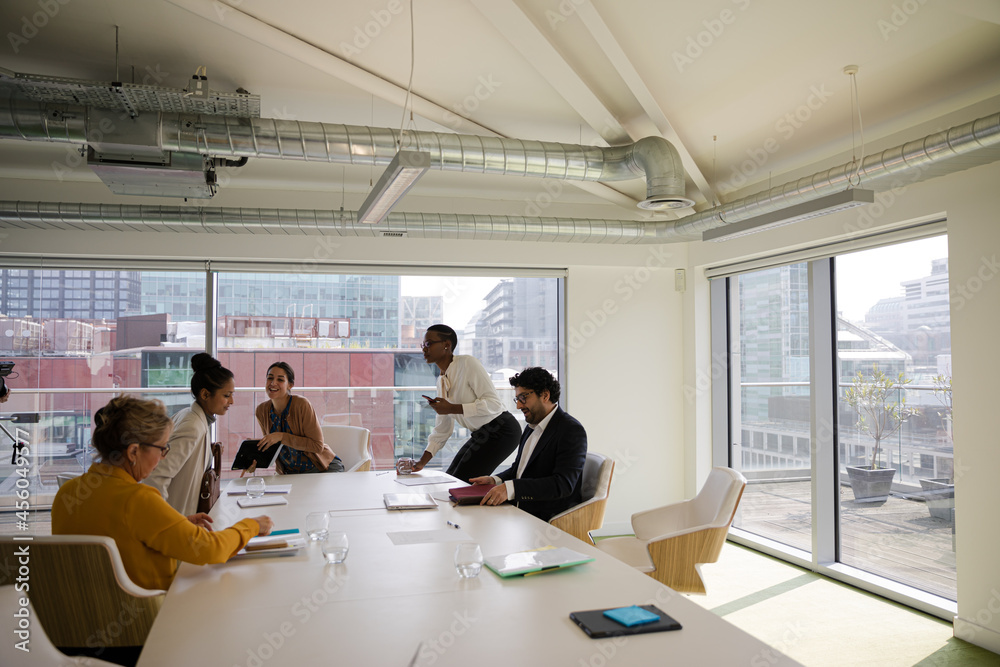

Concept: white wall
[[565, 258, 686, 529], [686, 160, 1000, 652]]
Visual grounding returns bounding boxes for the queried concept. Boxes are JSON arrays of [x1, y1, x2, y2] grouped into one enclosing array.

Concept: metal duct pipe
[[0, 201, 661, 244], [663, 111, 1000, 241], [160, 114, 692, 208], [1, 83, 998, 243], [0, 86, 691, 209], [0, 86, 87, 142]]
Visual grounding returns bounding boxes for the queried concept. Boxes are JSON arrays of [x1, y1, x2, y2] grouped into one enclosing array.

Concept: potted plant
[[844, 366, 919, 501], [919, 375, 954, 521]]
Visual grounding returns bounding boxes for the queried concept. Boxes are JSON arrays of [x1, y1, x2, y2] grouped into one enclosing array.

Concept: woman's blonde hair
[[92, 395, 171, 463]]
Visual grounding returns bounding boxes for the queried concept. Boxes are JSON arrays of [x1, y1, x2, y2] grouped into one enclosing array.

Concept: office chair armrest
[[630, 501, 692, 540]]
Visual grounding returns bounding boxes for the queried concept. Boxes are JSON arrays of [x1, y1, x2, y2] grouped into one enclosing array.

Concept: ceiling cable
[[398, 0, 416, 150], [844, 65, 866, 187]]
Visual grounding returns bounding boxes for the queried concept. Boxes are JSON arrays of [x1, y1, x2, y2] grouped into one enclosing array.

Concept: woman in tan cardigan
[[255, 361, 344, 473]]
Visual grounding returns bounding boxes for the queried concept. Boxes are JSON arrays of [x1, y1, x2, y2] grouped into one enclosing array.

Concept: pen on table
[[376, 471, 392, 476], [447, 521, 460, 529]]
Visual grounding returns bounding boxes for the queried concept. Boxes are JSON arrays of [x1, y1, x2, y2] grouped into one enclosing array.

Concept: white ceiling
[[1, 0, 998, 223]]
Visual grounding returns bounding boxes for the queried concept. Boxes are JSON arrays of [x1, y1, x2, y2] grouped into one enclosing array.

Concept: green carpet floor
[[688, 542, 1000, 666]]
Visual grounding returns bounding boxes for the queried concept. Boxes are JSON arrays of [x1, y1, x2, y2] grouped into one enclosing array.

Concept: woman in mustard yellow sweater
[[53, 395, 273, 591]]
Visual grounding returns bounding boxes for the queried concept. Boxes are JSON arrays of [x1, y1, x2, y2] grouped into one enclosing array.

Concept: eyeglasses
[[513, 391, 535, 405], [420, 339, 446, 350], [142, 442, 170, 458]]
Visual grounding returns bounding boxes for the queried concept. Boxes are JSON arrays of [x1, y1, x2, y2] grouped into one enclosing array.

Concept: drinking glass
[[245, 476, 266, 499], [322, 531, 349, 564], [305, 511, 329, 541], [454, 543, 483, 578]]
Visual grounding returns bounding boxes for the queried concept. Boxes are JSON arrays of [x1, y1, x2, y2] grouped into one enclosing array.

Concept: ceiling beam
[[572, 1, 716, 205], [165, 0, 641, 211], [165, 0, 499, 136], [469, 0, 631, 146]]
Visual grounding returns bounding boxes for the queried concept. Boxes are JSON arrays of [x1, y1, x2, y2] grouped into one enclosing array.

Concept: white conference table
[[137, 472, 801, 666]]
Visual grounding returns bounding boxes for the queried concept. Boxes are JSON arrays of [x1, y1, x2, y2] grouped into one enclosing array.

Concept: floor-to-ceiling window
[[728, 263, 813, 554], [0, 268, 198, 507], [0, 265, 562, 505], [712, 228, 955, 611], [834, 238, 954, 599]]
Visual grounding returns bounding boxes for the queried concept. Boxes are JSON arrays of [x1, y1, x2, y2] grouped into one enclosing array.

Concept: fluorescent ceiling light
[[357, 150, 431, 224], [703, 189, 875, 242]]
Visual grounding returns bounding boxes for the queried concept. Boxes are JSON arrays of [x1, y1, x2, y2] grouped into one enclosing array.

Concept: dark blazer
[[496, 406, 587, 521]]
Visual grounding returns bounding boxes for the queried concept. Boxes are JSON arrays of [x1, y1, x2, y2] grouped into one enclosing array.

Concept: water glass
[[454, 543, 483, 578], [305, 511, 329, 541], [245, 476, 266, 499], [322, 531, 349, 564]]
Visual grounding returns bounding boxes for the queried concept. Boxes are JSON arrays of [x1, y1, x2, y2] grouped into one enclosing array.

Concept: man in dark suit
[[469, 367, 587, 521]]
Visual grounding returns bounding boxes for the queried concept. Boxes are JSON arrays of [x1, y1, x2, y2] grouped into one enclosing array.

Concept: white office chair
[[321, 424, 372, 472], [57, 472, 82, 487], [548, 452, 615, 544], [321, 412, 364, 427], [0, 535, 166, 652], [1, 585, 119, 666], [596, 466, 746, 594]]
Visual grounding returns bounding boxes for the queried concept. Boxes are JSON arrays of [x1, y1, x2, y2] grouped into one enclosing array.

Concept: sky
[[834, 235, 948, 322], [401, 275, 500, 332]]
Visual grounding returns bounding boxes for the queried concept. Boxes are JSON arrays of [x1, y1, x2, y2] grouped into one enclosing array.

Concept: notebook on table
[[569, 604, 682, 638], [483, 546, 594, 578], [231, 534, 307, 559], [383, 493, 439, 510], [237, 495, 288, 508], [448, 484, 493, 505]]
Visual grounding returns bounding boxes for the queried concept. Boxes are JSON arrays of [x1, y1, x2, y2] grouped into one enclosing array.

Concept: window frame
[[709, 226, 956, 621]]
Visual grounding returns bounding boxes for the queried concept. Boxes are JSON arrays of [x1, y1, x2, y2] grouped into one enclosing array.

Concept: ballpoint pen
[[447, 521, 460, 529]]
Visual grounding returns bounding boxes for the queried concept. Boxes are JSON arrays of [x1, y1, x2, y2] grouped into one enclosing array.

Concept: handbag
[[197, 442, 223, 514]]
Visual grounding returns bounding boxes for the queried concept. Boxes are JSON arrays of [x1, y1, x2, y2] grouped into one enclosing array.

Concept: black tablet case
[[569, 605, 682, 638], [231, 439, 281, 470]]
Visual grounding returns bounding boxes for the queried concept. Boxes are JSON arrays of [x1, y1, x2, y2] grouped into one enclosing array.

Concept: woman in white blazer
[[144, 353, 235, 515]]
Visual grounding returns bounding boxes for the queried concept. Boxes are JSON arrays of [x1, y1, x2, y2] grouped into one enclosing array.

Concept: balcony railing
[[0, 384, 520, 509]]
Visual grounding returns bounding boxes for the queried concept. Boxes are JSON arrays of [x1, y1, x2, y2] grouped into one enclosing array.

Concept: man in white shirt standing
[[470, 367, 587, 521], [412, 324, 521, 482]]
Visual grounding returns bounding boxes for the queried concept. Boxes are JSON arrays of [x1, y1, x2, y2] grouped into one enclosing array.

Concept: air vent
[[380, 231, 407, 238]]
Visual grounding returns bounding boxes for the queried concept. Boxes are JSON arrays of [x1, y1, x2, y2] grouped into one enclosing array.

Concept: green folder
[[484, 546, 594, 578]]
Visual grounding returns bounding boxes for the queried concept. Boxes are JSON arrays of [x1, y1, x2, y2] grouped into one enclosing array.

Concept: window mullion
[[808, 259, 838, 565]]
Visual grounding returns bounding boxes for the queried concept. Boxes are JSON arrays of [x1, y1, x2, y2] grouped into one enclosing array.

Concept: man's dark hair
[[509, 367, 560, 403], [426, 324, 458, 352]]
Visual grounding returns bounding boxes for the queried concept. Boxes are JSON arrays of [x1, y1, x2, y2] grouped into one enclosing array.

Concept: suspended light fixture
[[702, 188, 875, 241], [356, 150, 430, 224]]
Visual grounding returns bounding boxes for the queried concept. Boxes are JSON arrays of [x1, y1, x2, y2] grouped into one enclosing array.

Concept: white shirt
[[492, 403, 558, 500], [425, 355, 507, 456]]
